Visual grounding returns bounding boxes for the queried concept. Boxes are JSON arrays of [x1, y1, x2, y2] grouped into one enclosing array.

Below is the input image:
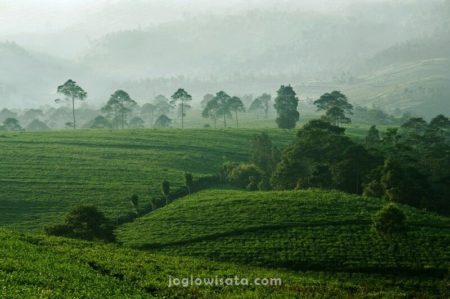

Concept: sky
[[0, 0, 383, 35]]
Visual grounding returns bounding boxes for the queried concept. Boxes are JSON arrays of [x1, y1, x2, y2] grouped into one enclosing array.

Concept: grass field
[[117, 189, 450, 274], [1, 228, 447, 298], [0, 129, 295, 231]]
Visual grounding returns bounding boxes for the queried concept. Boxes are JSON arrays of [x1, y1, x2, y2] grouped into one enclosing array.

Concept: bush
[[227, 163, 262, 188], [45, 204, 115, 242], [373, 203, 406, 237]]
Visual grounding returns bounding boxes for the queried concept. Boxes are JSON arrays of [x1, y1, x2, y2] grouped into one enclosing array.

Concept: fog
[[0, 0, 449, 117]]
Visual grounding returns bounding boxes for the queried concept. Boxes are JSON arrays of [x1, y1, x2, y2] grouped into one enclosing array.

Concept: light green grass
[[0, 129, 295, 231]]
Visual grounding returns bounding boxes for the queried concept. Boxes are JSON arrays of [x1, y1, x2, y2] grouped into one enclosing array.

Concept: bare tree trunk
[[72, 96, 76, 129], [181, 100, 184, 129], [235, 111, 238, 128]]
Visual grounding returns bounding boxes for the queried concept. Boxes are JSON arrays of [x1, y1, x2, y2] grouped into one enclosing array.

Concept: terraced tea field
[[0, 129, 294, 231], [118, 189, 450, 273], [0, 228, 446, 298]]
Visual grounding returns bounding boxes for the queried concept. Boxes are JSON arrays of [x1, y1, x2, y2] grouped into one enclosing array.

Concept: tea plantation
[[118, 189, 450, 274]]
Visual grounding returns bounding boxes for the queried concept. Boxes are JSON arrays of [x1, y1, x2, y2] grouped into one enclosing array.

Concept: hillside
[[0, 228, 347, 298], [118, 189, 450, 274], [0, 129, 294, 231], [1, 227, 447, 298]]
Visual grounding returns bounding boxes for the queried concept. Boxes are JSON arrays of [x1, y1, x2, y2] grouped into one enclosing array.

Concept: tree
[[274, 85, 299, 129], [153, 95, 173, 117], [129, 117, 145, 128], [45, 205, 115, 242], [56, 79, 87, 129], [2, 118, 22, 131], [25, 119, 49, 131], [373, 203, 406, 238], [250, 132, 280, 175], [90, 115, 112, 129], [249, 93, 271, 118], [202, 91, 233, 128], [141, 103, 156, 125], [271, 120, 357, 190], [184, 172, 193, 194], [170, 88, 192, 129], [202, 99, 219, 128], [130, 194, 139, 214], [161, 180, 171, 204], [0, 108, 17, 123], [365, 125, 381, 148], [214, 91, 233, 128], [200, 93, 214, 108], [102, 90, 137, 129], [229, 96, 245, 128], [314, 91, 353, 126], [154, 114, 172, 128]]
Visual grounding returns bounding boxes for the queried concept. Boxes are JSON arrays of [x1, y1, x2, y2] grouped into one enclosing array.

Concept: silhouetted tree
[[170, 88, 192, 129], [154, 114, 172, 128], [102, 90, 137, 129], [229, 96, 245, 128], [314, 91, 353, 126], [274, 85, 299, 129], [56, 79, 87, 129]]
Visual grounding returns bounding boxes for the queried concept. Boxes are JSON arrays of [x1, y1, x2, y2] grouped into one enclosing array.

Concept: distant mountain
[[0, 42, 115, 108]]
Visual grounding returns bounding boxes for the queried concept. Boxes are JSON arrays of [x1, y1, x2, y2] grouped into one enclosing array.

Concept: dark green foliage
[[246, 176, 258, 191], [257, 177, 272, 191], [225, 163, 262, 188], [274, 85, 299, 129], [373, 203, 407, 237], [45, 205, 115, 242], [56, 79, 87, 130], [2, 118, 22, 131], [314, 91, 353, 126], [250, 132, 280, 175], [365, 125, 381, 147], [130, 194, 139, 212], [161, 180, 170, 202], [154, 114, 172, 128], [184, 172, 193, 194], [272, 119, 377, 193], [102, 90, 137, 129]]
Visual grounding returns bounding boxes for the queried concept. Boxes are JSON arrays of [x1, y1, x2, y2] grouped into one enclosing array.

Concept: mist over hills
[[0, 0, 449, 117]]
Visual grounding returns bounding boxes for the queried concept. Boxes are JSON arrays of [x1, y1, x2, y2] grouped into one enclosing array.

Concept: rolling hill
[[0, 129, 294, 231], [1, 223, 448, 298], [117, 189, 450, 275]]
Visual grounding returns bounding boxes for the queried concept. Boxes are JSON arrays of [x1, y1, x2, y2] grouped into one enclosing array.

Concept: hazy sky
[[0, 0, 382, 35]]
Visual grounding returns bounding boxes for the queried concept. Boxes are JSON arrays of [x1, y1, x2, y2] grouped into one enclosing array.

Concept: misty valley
[[0, 0, 449, 298]]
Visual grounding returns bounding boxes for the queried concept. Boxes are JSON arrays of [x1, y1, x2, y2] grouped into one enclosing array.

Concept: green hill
[[0, 129, 294, 231], [2, 226, 449, 298], [117, 189, 450, 274], [1, 228, 424, 298]]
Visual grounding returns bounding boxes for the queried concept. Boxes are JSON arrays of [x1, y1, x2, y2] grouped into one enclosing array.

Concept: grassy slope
[[117, 189, 450, 274], [0, 129, 295, 231], [346, 58, 450, 117], [0, 228, 417, 299]]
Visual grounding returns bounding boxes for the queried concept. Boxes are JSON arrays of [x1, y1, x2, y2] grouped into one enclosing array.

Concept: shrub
[[227, 163, 262, 188], [373, 203, 406, 237], [45, 205, 115, 242]]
